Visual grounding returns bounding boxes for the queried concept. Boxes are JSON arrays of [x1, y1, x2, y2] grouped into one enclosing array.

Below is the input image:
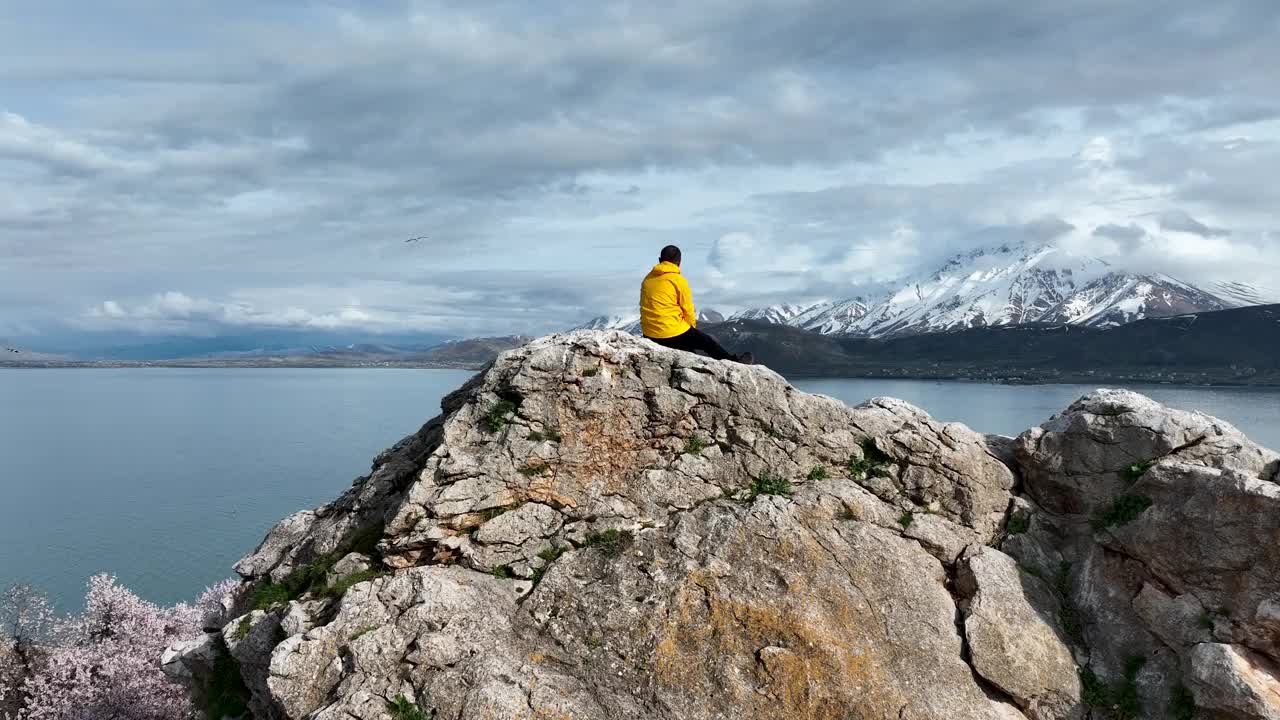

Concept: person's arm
[[675, 275, 697, 328]]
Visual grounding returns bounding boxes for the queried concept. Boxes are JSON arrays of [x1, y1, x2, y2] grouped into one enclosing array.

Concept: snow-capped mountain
[[575, 309, 724, 335], [728, 303, 821, 325], [734, 241, 1242, 337], [791, 299, 872, 335], [576, 314, 641, 333]]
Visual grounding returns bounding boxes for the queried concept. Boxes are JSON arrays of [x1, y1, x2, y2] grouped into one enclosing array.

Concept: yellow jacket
[[640, 261, 697, 338]]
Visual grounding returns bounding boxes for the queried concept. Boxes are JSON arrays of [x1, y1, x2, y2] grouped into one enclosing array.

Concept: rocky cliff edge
[[164, 330, 1280, 720]]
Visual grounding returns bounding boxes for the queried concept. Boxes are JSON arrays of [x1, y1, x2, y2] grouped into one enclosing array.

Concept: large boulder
[[1011, 388, 1280, 719], [166, 334, 1280, 720]]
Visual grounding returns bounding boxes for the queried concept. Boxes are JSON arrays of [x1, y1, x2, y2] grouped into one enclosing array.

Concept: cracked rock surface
[[165, 332, 1280, 719]]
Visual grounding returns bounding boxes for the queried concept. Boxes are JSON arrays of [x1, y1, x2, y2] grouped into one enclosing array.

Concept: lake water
[[2, 368, 1278, 611]]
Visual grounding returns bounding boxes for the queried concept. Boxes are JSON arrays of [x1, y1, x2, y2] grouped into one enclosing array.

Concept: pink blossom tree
[[1, 576, 238, 720]]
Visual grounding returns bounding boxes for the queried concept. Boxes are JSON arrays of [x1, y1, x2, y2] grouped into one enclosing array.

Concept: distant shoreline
[[5, 360, 1277, 388]]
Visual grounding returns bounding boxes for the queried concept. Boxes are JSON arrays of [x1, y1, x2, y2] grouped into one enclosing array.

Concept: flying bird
[[405, 236, 429, 244]]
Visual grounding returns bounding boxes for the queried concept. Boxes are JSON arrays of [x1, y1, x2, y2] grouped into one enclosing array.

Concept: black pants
[[646, 327, 735, 361]]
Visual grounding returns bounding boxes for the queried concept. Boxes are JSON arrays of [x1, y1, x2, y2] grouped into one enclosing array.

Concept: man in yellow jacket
[[640, 245, 751, 363]]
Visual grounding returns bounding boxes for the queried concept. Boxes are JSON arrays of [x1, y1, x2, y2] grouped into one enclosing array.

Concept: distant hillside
[[707, 304, 1280, 385], [402, 336, 533, 368], [0, 336, 531, 370]]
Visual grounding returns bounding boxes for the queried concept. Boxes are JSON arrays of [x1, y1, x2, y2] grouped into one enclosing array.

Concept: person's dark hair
[[659, 245, 682, 264]]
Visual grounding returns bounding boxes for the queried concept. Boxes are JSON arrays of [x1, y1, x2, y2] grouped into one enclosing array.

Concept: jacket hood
[[648, 261, 681, 277]]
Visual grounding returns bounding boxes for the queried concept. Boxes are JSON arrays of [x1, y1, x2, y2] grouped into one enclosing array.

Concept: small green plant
[[491, 564, 514, 579], [897, 511, 914, 529], [526, 428, 563, 442], [847, 439, 892, 480], [519, 462, 550, 477], [349, 624, 378, 642], [683, 435, 708, 455], [1006, 511, 1030, 535], [1171, 684, 1198, 720], [1055, 562, 1085, 646], [482, 399, 519, 433], [531, 545, 569, 584], [387, 695, 431, 720], [252, 579, 295, 610], [323, 569, 386, 599], [1093, 494, 1154, 530], [585, 635, 603, 649], [233, 615, 252, 641], [806, 466, 829, 482], [204, 638, 251, 720], [584, 529, 632, 557], [582, 366, 599, 377], [539, 545, 569, 563], [1123, 461, 1154, 484], [748, 472, 793, 499], [247, 522, 391, 609]]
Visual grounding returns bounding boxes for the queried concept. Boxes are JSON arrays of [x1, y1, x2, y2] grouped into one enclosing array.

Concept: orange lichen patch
[[527, 651, 546, 664], [520, 409, 651, 504], [526, 475, 581, 509], [652, 536, 910, 719]]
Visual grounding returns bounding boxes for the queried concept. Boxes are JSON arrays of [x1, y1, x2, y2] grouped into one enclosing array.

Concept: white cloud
[[3, 1, 1280, 339]]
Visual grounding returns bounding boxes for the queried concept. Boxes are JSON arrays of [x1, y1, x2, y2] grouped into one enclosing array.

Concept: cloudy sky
[[3, 0, 1278, 343]]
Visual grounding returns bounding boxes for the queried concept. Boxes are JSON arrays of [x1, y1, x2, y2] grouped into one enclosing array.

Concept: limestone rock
[[160, 633, 218, 682], [958, 547, 1082, 719], [166, 335, 1280, 720], [1188, 644, 1280, 719]]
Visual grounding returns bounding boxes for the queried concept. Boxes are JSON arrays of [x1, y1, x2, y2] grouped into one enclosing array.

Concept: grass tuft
[[1123, 461, 1155, 484], [322, 569, 385, 599], [584, 529, 632, 557], [349, 624, 378, 642], [387, 695, 431, 720], [531, 544, 569, 584], [582, 366, 599, 377], [251, 522, 388, 609], [683, 435, 708, 455], [848, 439, 892, 480], [482, 399, 518, 433], [748, 472, 793, 500], [233, 615, 251, 641], [897, 511, 914, 530], [806, 466, 829, 482], [1093, 494, 1154, 530]]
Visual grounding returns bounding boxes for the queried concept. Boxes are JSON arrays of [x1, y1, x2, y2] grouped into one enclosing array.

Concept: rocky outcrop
[[166, 331, 1280, 720]]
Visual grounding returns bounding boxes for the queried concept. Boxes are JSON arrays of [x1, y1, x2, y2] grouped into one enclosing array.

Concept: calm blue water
[[2, 369, 1277, 611]]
